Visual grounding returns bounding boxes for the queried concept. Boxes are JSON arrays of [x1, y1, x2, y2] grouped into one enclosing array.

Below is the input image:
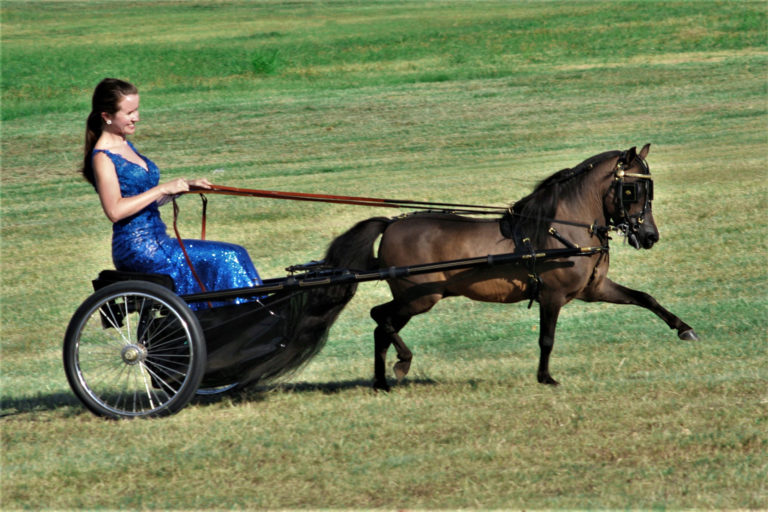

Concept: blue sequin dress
[[94, 142, 262, 306]]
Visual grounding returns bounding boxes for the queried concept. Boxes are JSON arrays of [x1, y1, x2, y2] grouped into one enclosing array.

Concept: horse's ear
[[639, 143, 651, 159], [621, 146, 637, 164]]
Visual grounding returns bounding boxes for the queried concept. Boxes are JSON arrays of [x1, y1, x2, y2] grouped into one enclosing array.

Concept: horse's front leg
[[537, 298, 564, 385], [586, 278, 699, 340]]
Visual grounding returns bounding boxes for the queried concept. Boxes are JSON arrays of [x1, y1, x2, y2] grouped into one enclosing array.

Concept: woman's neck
[[97, 133, 128, 150]]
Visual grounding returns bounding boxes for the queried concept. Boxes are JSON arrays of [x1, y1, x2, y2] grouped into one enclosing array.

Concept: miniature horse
[[325, 144, 698, 390]]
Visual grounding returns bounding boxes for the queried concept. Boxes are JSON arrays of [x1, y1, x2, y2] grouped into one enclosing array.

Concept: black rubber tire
[[63, 281, 206, 419]]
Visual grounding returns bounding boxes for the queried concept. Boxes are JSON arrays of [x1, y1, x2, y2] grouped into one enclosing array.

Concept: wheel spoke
[[98, 302, 132, 348], [140, 362, 156, 410]]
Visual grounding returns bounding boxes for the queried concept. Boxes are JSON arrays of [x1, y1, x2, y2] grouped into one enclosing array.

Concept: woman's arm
[[93, 151, 193, 223]]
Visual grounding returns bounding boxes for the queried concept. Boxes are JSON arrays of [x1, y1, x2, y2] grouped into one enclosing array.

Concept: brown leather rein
[[171, 184, 506, 299], [185, 184, 507, 213]]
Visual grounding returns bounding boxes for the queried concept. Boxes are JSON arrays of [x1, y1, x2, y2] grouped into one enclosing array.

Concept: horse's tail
[[238, 217, 392, 388], [324, 216, 391, 270]]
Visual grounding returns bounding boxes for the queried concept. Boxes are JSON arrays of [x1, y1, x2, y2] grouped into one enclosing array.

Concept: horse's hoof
[[537, 373, 559, 386], [393, 360, 411, 382], [679, 329, 700, 341], [373, 380, 391, 393]]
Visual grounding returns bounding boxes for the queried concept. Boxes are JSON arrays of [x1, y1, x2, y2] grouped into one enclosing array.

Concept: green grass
[[2, 0, 767, 509]]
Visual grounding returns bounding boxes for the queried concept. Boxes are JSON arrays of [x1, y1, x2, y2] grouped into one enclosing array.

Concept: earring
[[106, 120, 112, 125]]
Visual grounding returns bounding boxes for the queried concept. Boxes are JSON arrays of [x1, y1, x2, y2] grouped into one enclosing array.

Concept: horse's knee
[[538, 335, 555, 353], [372, 303, 410, 332], [370, 304, 388, 325]]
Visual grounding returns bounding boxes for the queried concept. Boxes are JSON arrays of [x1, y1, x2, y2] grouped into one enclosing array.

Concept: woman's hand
[[186, 178, 212, 190], [159, 178, 190, 195]]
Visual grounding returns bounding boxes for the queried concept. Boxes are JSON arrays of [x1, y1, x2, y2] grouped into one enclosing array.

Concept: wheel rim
[[72, 290, 198, 417], [196, 382, 239, 396]]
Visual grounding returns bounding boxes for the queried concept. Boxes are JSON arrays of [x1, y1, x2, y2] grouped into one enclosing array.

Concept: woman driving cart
[[81, 78, 262, 305]]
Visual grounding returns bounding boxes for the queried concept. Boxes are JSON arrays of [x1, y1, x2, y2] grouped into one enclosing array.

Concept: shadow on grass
[[0, 391, 83, 418], [194, 377, 438, 406], [0, 378, 438, 417]]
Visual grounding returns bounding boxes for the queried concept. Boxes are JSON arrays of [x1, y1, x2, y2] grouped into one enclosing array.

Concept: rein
[[171, 185, 502, 300], [179, 184, 626, 233], [184, 184, 508, 215]]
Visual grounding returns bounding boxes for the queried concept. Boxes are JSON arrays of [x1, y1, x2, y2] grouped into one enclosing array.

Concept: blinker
[[620, 180, 653, 205], [621, 183, 638, 204]]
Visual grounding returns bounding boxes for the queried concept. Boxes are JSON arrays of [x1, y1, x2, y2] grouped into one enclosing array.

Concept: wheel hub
[[121, 344, 146, 365]]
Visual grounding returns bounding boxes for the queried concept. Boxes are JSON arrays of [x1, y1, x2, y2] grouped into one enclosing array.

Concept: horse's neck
[[555, 168, 611, 230]]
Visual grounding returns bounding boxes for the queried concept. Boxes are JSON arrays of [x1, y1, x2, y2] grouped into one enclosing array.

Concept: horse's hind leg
[[391, 328, 412, 382], [371, 302, 412, 391]]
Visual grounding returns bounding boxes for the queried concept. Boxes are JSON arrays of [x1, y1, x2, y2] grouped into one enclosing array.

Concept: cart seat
[[92, 269, 175, 293]]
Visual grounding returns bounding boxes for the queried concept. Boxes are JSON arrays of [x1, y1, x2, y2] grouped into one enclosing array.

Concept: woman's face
[[104, 94, 140, 137]]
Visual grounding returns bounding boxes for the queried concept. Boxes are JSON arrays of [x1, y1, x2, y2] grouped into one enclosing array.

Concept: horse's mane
[[502, 150, 622, 248]]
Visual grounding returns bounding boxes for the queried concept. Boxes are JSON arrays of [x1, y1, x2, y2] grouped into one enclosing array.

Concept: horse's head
[[605, 144, 658, 249]]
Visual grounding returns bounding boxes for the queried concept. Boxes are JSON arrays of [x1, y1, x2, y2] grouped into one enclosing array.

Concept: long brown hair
[[81, 78, 138, 187]]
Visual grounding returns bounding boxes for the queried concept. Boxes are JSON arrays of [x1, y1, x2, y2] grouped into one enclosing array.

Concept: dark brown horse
[[325, 144, 698, 390]]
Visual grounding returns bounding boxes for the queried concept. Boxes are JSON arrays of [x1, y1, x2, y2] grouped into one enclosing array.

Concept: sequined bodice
[[95, 143, 168, 242]]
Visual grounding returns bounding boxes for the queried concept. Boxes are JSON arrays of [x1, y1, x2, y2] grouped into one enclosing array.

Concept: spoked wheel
[[63, 281, 206, 419]]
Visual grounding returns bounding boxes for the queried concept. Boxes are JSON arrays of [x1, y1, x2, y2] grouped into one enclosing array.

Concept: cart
[[62, 243, 601, 419]]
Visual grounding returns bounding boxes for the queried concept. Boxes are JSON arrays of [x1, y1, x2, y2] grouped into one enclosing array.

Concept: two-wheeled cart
[[63, 245, 600, 419]]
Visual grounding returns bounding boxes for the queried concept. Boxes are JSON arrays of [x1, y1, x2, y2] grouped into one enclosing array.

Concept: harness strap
[[523, 236, 542, 309], [587, 249, 608, 288], [507, 210, 612, 238], [172, 198, 212, 307], [200, 193, 207, 240], [509, 233, 541, 309], [547, 227, 577, 249]]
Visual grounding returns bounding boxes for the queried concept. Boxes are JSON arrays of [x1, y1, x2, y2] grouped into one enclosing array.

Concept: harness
[[512, 152, 655, 305]]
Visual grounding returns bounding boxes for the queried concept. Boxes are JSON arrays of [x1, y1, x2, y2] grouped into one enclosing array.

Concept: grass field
[[2, 0, 767, 509]]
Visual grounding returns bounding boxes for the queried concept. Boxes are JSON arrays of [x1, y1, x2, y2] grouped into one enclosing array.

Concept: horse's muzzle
[[630, 226, 659, 249], [644, 230, 660, 248], [626, 220, 659, 249]]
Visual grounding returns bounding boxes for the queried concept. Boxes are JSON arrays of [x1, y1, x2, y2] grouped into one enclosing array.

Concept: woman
[[81, 78, 262, 305]]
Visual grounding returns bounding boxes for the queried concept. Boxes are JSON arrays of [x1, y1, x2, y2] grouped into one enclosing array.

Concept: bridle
[[606, 154, 654, 240]]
